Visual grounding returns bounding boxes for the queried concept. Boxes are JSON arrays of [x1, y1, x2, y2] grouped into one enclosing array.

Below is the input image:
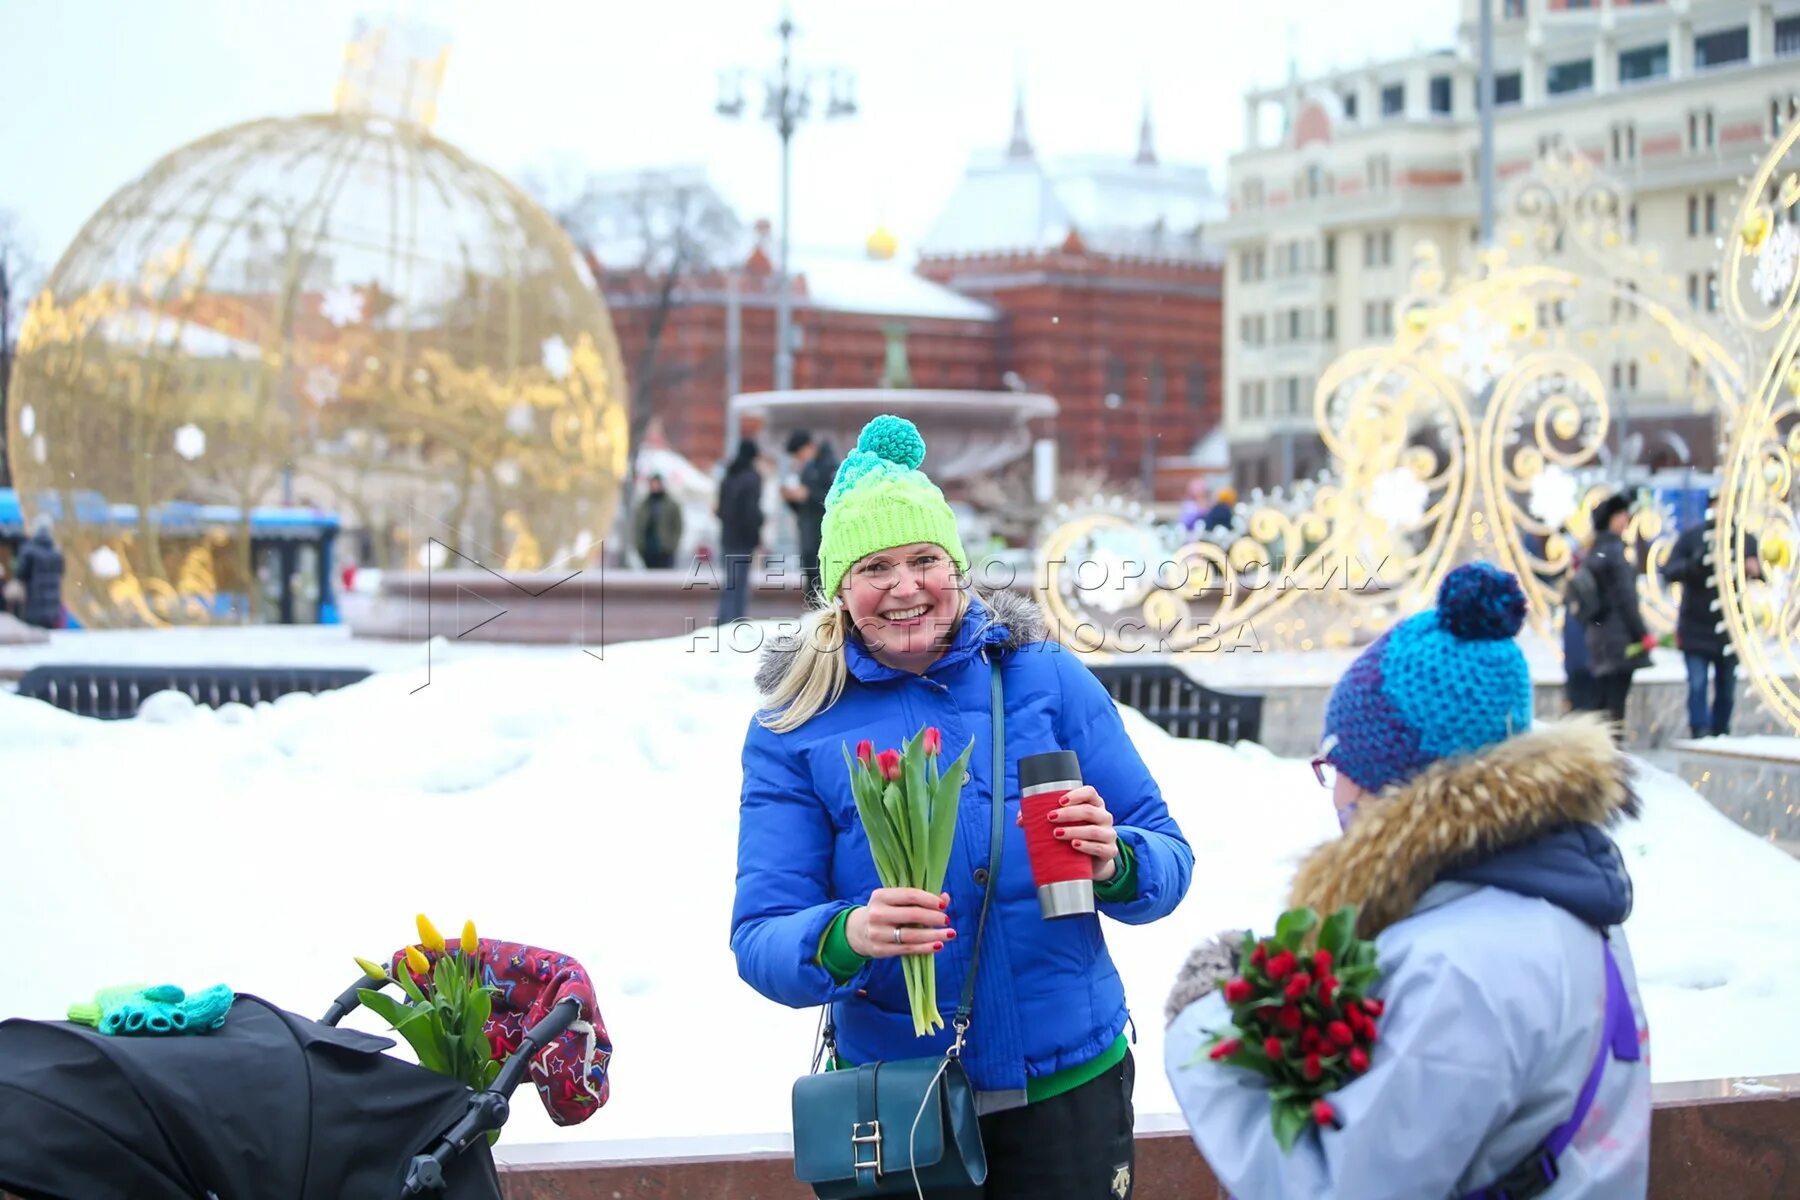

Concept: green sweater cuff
[[1093, 839, 1137, 902], [818, 907, 870, 984]]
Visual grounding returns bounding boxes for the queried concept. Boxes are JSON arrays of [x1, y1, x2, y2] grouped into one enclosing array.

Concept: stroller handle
[[321, 974, 387, 1027], [402, 994, 586, 1195]]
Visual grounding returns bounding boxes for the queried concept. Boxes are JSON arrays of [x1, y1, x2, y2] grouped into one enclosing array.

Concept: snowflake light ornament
[[1752, 224, 1799, 307], [303, 366, 340, 405], [1368, 468, 1429, 529], [320, 284, 366, 328], [506, 404, 536, 436], [1439, 309, 1511, 395], [88, 546, 123, 580], [540, 335, 573, 381], [17, 404, 34, 438], [1526, 465, 1580, 529], [173, 423, 207, 461]]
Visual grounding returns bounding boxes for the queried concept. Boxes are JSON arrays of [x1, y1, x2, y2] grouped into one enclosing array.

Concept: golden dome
[[8, 112, 629, 628], [866, 224, 899, 261]]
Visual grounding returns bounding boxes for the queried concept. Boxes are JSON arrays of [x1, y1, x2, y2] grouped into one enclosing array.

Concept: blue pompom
[[1436, 562, 1526, 641], [856, 414, 927, 471]]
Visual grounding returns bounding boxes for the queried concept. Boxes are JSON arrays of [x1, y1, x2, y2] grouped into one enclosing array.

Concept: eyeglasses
[[854, 553, 949, 590], [1310, 755, 1338, 789]]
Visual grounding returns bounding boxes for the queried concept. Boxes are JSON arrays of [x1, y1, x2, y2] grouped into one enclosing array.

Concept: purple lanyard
[[1462, 939, 1641, 1200]]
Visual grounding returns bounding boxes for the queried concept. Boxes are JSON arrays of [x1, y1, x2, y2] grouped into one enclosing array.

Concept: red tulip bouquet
[[1196, 905, 1385, 1151], [842, 726, 975, 1036]]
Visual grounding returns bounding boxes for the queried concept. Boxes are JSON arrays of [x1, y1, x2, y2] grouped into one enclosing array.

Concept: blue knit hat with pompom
[[1321, 562, 1533, 794], [818, 414, 969, 600]]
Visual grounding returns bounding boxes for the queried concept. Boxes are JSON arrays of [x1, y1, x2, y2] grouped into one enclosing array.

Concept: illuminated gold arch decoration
[[1714, 118, 1800, 732], [1038, 151, 1742, 655], [6, 24, 628, 628]]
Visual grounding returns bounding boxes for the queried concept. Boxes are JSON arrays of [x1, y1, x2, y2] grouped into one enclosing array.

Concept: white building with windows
[[1216, 0, 1800, 489]]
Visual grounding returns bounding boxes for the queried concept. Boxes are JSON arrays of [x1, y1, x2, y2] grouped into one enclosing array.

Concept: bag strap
[[949, 661, 1006, 1056], [1461, 938, 1639, 1200], [820, 661, 1006, 1063]]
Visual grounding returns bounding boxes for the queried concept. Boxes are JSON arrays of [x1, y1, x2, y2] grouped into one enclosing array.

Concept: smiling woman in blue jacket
[[731, 415, 1193, 1199]]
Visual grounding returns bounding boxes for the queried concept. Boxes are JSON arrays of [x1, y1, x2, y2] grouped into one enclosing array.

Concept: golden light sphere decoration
[[1715, 114, 1800, 732], [6, 23, 628, 627], [1035, 149, 1741, 655]]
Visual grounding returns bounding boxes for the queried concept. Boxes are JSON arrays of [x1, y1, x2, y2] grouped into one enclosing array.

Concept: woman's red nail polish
[[933, 942, 944, 951], [945, 930, 957, 940], [1054, 829, 1066, 839]]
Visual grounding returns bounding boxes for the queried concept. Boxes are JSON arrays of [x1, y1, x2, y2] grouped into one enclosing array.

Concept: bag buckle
[[948, 1016, 969, 1059], [851, 1120, 883, 1176], [1489, 1147, 1559, 1200]]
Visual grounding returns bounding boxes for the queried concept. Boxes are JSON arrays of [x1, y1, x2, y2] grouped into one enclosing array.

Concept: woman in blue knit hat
[[733, 415, 1193, 1198], [1163, 562, 1651, 1199]]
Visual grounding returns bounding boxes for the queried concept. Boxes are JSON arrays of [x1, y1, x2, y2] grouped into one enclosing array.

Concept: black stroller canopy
[[0, 994, 500, 1200]]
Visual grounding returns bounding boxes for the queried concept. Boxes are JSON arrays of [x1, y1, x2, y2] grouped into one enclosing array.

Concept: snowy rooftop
[[3, 623, 1799, 1154], [791, 250, 998, 322]]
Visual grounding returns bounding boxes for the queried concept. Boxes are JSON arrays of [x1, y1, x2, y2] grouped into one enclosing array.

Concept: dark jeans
[[716, 552, 753, 624], [640, 548, 675, 569], [1565, 668, 1599, 713], [1594, 672, 1634, 729], [1685, 652, 1737, 737], [936, 1053, 1136, 1199]]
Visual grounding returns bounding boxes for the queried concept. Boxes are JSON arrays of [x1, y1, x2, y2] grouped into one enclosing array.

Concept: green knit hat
[[819, 414, 968, 600]]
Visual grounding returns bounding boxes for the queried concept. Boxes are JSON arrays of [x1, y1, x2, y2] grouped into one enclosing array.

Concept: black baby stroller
[[0, 969, 587, 1199]]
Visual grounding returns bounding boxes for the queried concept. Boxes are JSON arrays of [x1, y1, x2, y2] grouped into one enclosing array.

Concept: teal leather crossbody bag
[[791, 664, 1006, 1198]]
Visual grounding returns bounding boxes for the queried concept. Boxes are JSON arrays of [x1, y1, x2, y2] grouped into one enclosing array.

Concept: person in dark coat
[[1561, 550, 1598, 713], [14, 517, 66, 630], [1579, 493, 1654, 730], [1203, 486, 1236, 531], [1664, 497, 1760, 737], [780, 429, 829, 605], [715, 439, 764, 624], [632, 474, 684, 569]]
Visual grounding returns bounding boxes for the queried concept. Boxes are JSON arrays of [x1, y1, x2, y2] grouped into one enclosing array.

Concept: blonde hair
[[758, 579, 971, 734]]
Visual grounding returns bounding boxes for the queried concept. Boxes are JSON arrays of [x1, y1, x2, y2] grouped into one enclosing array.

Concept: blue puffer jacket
[[732, 591, 1194, 1100]]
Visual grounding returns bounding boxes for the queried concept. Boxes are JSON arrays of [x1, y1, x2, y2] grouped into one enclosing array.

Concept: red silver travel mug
[[1019, 750, 1096, 919]]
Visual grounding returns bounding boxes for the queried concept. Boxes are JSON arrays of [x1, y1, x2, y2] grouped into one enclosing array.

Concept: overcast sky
[[1, 0, 1459, 272]]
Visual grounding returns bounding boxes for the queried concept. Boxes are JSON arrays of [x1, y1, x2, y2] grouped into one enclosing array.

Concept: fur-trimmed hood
[[1290, 714, 1637, 939], [1166, 715, 1636, 1024], [752, 587, 1049, 696]]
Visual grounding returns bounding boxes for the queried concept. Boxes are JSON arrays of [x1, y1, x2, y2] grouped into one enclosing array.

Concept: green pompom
[[856, 414, 926, 471]]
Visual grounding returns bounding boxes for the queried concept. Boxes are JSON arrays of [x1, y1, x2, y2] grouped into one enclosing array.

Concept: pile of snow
[[2, 627, 1798, 1154]]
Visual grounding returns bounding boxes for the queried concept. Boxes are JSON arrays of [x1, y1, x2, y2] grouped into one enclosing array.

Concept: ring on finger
[[893, 927, 904, 946]]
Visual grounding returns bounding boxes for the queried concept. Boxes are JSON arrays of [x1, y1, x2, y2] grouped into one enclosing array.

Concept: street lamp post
[[716, 11, 857, 392]]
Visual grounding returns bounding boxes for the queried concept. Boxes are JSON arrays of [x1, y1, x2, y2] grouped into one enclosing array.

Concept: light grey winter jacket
[[1164, 718, 1652, 1199]]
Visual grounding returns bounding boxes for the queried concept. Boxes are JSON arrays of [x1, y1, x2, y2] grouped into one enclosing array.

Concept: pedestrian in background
[[715, 439, 764, 625]]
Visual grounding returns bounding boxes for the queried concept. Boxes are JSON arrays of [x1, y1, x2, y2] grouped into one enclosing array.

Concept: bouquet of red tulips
[[1198, 905, 1384, 1150], [843, 725, 975, 1036]]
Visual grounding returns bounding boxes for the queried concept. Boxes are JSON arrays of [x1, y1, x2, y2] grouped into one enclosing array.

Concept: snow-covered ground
[[3, 626, 1798, 1154], [1669, 734, 1800, 763]]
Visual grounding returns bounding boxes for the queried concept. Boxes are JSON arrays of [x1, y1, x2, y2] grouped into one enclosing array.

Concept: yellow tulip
[[461, 920, 479, 956], [404, 945, 432, 975], [354, 956, 390, 981], [415, 913, 446, 953]]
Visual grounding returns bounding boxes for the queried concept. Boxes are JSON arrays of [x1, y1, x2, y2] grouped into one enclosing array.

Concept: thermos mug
[[1018, 750, 1097, 918]]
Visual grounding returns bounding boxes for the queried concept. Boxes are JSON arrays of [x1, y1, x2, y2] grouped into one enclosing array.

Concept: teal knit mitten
[[68, 983, 234, 1035]]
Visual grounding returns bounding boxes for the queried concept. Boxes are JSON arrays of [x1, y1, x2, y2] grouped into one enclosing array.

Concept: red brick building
[[603, 102, 1227, 497]]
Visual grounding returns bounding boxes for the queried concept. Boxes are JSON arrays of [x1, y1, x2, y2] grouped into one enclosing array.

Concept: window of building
[[1547, 58, 1594, 96], [1324, 234, 1337, 274], [1503, 0, 1525, 17], [1186, 363, 1206, 412], [1148, 361, 1166, 409], [1239, 382, 1254, 420], [1323, 305, 1336, 339], [1429, 75, 1453, 115], [1306, 164, 1323, 198], [1687, 272, 1700, 308], [1537, 132, 1564, 157], [1495, 71, 1522, 106], [1382, 230, 1394, 265], [1342, 91, 1358, 119], [1628, 202, 1638, 239], [1706, 271, 1719, 312], [1611, 362, 1622, 390], [1628, 361, 1638, 390], [1695, 26, 1750, 69], [1290, 309, 1305, 340], [1619, 43, 1668, 83], [1706, 110, 1715, 146], [1382, 301, 1395, 336], [1779, 15, 1800, 57], [1380, 83, 1405, 116], [1706, 192, 1717, 234], [1775, 97, 1787, 139], [1104, 354, 1126, 399], [1610, 122, 1637, 163], [1688, 194, 1699, 236], [1367, 155, 1392, 190]]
